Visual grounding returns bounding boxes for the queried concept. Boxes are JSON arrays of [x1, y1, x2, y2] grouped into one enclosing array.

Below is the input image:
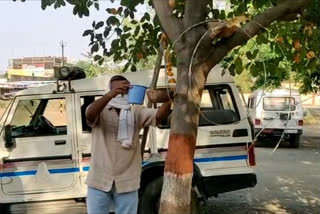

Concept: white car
[[248, 89, 304, 148]]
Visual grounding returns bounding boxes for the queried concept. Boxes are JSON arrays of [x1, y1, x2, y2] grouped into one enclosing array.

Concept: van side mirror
[[4, 125, 15, 148]]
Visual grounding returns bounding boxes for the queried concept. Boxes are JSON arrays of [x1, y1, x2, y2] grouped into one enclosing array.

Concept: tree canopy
[[36, 0, 320, 93]]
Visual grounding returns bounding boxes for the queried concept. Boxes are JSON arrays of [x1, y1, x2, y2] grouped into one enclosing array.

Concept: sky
[[0, 0, 125, 73]]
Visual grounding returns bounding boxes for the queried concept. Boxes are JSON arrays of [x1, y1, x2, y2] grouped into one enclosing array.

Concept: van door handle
[[55, 140, 66, 145], [263, 117, 274, 120]]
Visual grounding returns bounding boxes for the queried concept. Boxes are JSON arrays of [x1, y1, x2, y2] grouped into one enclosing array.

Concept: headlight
[[59, 67, 71, 78], [58, 66, 86, 80]]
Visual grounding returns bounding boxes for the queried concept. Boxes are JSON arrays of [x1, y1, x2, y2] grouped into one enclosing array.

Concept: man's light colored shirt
[[85, 105, 157, 193]]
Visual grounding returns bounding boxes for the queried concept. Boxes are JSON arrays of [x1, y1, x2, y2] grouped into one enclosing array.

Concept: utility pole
[[60, 40, 67, 66]]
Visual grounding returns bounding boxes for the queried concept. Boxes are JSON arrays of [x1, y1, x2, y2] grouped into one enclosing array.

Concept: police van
[[248, 89, 304, 148], [0, 65, 256, 213]]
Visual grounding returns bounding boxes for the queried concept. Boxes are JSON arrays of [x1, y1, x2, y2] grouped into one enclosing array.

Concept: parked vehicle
[[0, 65, 256, 213], [248, 89, 304, 148]]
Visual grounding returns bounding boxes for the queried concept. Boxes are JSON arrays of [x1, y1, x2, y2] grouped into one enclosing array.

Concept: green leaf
[[141, 13, 150, 22], [95, 33, 103, 41], [123, 26, 131, 32], [83, 29, 93, 37], [250, 64, 259, 77], [103, 27, 111, 38], [91, 43, 99, 53], [229, 64, 235, 76], [95, 21, 104, 29], [98, 58, 104, 66], [94, 55, 102, 61], [72, 5, 78, 15], [131, 64, 137, 72], [134, 26, 140, 36], [234, 57, 243, 74], [256, 34, 269, 45], [246, 52, 254, 60], [115, 28, 123, 37], [123, 61, 131, 72], [94, 3, 99, 10], [107, 16, 120, 26], [83, 7, 89, 17], [118, 7, 123, 15], [111, 39, 120, 49], [120, 39, 127, 48]]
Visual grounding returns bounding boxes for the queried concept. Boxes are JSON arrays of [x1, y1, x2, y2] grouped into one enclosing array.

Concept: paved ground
[[203, 132, 320, 214], [7, 127, 320, 214]]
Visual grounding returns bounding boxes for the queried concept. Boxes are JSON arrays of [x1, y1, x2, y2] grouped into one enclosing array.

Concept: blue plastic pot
[[128, 85, 148, 104]]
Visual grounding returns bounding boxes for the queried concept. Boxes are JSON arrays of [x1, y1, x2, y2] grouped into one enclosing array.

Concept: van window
[[200, 91, 213, 108], [263, 97, 296, 111], [80, 96, 101, 132], [199, 85, 240, 126], [158, 85, 240, 128], [43, 99, 67, 126], [10, 98, 67, 138], [11, 100, 41, 127]]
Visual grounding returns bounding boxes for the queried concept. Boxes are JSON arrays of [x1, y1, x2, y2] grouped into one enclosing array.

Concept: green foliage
[[305, 0, 320, 27], [34, 0, 319, 93], [72, 60, 120, 77], [234, 70, 254, 93]]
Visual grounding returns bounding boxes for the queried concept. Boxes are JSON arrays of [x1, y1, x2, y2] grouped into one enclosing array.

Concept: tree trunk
[[159, 49, 207, 214]]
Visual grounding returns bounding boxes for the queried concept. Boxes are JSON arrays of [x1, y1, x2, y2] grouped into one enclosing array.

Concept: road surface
[[203, 133, 320, 214]]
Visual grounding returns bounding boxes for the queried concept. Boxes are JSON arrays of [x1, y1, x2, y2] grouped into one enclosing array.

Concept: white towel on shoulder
[[108, 94, 134, 149]]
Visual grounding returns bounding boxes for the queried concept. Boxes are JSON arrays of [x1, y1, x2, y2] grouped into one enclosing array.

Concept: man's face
[[110, 79, 131, 94]]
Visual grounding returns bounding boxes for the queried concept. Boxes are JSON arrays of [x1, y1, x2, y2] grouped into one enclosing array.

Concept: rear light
[[298, 120, 303, 126], [248, 144, 256, 167], [255, 119, 261, 126]]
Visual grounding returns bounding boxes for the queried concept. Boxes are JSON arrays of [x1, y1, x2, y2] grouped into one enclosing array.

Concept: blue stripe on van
[[49, 168, 79, 174], [0, 170, 37, 178], [0, 155, 247, 178], [194, 155, 247, 163], [0, 167, 79, 178]]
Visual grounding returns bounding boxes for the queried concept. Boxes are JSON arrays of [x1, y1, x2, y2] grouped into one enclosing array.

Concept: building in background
[[8, 56, 66, 81], [0, 56, 65, 98]]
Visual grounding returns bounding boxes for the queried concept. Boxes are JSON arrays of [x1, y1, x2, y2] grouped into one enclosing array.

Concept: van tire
[[290, 134, 300, 148], [138, 177, 200, 214]]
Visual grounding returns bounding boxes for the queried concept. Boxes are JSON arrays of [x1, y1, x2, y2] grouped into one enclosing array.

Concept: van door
[[73, 92, 105, 188], [0, 94, 77, 194], [262, 96, 297, 129]]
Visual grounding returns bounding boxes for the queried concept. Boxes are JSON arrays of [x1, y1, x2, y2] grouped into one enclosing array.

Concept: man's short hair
[[110, 75, 128, 82]]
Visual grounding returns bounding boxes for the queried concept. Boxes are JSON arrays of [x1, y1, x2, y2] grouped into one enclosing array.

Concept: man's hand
[[109, 80, 131, 97]]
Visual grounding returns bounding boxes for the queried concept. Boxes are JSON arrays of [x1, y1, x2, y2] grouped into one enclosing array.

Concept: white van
[[248, 89, 304, 148], [0, 65, 256, 213]]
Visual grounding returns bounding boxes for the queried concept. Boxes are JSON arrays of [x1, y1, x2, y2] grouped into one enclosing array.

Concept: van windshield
[[263, 97, 296, 111]]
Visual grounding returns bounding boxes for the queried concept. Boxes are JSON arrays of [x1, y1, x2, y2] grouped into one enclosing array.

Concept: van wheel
[[138, 177, 200, 214], [0, 204, 11, 214], [290, 134, 300, 148]]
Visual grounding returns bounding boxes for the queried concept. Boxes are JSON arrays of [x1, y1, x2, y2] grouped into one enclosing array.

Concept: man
[[85, 75, 172, 214]]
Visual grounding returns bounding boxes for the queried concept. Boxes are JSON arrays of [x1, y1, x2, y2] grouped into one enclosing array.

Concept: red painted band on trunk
[[164, 134, 196, 175]]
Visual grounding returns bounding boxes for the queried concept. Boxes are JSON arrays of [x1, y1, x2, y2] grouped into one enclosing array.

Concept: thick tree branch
[[184, 0, 209, 27], [152, 0, 183, 44], [205, 0, 312, 70], [183, 0, 210, 48]]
